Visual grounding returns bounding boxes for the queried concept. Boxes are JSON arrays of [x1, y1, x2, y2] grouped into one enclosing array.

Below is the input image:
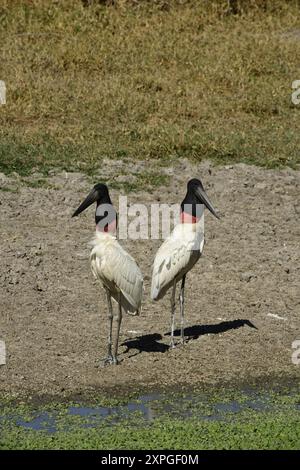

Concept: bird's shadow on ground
[[121, 319, 257, 357], [122, 333, 169, 358]]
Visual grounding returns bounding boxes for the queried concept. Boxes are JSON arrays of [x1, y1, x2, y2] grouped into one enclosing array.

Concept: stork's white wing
[[151, 224, 204, 301], [107, 244, 143, 311], [90, 235, 143, 313]]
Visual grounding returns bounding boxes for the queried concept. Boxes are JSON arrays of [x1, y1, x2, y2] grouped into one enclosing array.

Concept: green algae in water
[[0, 389, 299, 450]]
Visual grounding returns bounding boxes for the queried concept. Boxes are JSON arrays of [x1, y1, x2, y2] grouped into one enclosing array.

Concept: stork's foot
[[170, 338, 186, 349], [101, 355, 119, 366], [101, 355, 114, 366]]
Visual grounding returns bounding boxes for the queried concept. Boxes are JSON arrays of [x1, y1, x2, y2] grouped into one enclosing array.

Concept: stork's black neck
[[95, 194, 117, 232], [180, 190, 203, 220]]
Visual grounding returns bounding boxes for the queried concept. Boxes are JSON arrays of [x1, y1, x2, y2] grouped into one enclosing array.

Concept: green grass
[[0, 0, 300, 179]]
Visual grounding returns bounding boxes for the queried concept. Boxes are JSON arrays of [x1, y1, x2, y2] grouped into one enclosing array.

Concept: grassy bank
[[0, 1, 300, 177]]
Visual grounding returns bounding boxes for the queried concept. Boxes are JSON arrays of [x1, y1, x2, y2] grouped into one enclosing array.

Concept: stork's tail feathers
[[151, 287, 160, 302], [151, 273, 161, 301]]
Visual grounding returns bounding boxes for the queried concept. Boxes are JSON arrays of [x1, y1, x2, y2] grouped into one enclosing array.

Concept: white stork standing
[[151, 178, 220, 348], [72, 183, 143, 365]]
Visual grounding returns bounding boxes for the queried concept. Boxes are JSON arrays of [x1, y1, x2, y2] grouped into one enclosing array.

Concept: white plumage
[[150, 178, 219, 347], [72, 182, 144, 365], [90, 231, 143, 315], [151, 219, 204, 301]]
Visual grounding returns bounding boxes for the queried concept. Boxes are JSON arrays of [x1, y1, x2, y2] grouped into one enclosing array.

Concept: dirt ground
[[0, 160, 299, 398]]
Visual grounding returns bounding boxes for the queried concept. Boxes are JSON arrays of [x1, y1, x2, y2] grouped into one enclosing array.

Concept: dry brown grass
[[0, 0, 300, 176]]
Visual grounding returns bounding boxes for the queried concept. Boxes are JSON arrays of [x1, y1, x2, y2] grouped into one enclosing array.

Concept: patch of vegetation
[[1, 411, 299, 450], [110, 172, 170, 192], [0, 386, 299, 449], [0, 135, 89, 176], [0, 185, 19, 192], [0, 0, 300, 178]]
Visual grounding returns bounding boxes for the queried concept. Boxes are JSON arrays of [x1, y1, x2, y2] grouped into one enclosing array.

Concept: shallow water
[[17, 412, 56, 433], [1, 391, 299, 434]]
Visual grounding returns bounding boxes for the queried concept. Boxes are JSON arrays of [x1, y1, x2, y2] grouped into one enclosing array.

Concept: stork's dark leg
[[170, 280, 177, 348], [102, 288, 114, 365], [112, 293, 122, 365], [179, 275, 186, 344]]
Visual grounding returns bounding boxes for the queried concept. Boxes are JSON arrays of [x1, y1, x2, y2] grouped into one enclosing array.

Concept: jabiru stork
[[151, 178, 220, 348], [72, 183, 143, 365]]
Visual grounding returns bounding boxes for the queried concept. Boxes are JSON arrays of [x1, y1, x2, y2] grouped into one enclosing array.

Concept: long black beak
[[72, 187, 99, 217], [195, 186, 220, 219]]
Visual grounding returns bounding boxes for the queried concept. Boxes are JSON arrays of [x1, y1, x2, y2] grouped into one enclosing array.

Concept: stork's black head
[[72, 183, 117, 232], [182, 178, 220, 219], [72, 183, 112, 217]]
